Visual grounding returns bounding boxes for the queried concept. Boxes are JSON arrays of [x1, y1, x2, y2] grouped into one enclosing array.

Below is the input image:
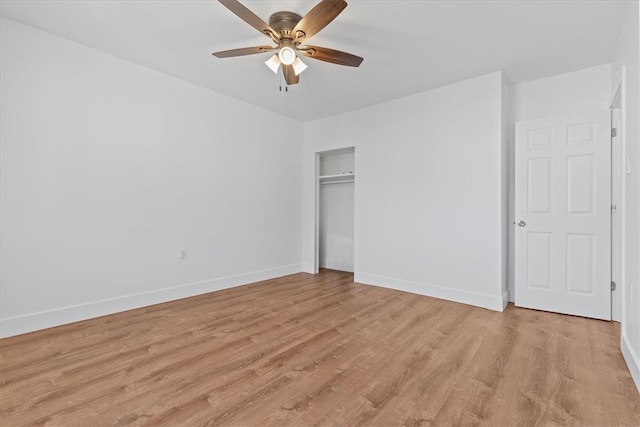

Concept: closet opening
[[315, 147, 355, 273]]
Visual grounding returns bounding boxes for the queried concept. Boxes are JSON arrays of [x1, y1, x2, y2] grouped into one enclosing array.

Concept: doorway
[[514, 111, 612, 320], [315, 147, 355, 273]]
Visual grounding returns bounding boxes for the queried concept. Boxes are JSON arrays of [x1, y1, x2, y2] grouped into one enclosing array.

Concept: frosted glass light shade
[[292, 57, 308, 76], [265, 54, 280, 73], [278, 47, 296, 65]]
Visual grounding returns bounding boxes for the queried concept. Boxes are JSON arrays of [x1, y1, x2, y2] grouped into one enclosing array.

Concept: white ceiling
[[0, 0, 630, 121]]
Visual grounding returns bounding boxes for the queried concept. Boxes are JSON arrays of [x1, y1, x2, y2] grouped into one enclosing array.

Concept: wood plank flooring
[[1, 269, 639, 426]]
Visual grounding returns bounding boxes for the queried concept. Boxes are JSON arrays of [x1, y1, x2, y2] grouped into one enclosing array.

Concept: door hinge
[[612, 204, 617, 214], [612, 128, 617, 138], [611, 281, 616, 291]]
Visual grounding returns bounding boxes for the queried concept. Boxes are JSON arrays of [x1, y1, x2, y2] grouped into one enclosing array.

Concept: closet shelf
[[319, 173, 355, 184]]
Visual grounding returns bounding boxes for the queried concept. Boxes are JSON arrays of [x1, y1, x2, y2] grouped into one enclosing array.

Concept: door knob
[[517, 220, 526, 227]]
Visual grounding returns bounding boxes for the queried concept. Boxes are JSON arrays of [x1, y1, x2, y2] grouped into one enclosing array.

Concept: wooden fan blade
[[298, 46, 363, 67], [282, 65, 299, 85], [292, 0, 347, 42], [212, 46, 276, 58], [218, 0, 278, 39]]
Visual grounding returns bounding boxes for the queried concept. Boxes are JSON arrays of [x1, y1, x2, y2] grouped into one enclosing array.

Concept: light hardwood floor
[[1, 270, 639, 426]]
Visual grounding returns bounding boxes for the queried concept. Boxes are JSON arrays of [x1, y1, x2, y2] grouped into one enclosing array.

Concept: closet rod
[[320, 180, 354, 185]]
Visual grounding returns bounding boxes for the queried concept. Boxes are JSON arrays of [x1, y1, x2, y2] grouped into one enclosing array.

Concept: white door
[[515, 111, 611, 320]]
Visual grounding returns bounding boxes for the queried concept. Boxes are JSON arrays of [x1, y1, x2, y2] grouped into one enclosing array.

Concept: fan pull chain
[[277, 72, 288, 93]]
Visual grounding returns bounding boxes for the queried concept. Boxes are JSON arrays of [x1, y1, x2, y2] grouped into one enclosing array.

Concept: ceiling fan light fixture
[[212, 0, 364, 86], [278, 46, 296, 65], [265, 54, 281, 73], [292, 57, 308, 76]]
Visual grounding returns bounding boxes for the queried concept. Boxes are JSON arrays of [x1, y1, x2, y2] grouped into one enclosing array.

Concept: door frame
[[609, 69, 626, 323], [511, 72, 626, 321], [313, 152, 320, 274]]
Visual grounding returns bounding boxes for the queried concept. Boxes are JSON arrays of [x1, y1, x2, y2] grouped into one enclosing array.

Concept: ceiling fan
[[212, 0, 363, 85]]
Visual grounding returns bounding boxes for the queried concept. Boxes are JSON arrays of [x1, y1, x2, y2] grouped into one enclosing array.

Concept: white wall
[[612, 1, 640, 391], [303, 71, 508, 311], [0, 18, 304, 338], [508, 63, 613, 306], [510, 64, 612, 122]]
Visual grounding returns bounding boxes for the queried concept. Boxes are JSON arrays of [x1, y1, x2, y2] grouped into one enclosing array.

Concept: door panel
[[528, 158, 552, 213], [515, 111, 611, 320], [565, 233, 594, 294], [567, 154, 595, 213], [527, 232, 551, 289]]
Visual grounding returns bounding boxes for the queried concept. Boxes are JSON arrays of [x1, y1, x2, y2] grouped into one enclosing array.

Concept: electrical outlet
[[179, 248, 187, 259]]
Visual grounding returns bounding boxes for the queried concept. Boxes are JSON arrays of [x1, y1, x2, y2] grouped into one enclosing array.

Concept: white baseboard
[[502, 290, 510, 310], [0, 264, 303, 338], [319, 259, 354, 273], [621, 332, 640, 393], [354, 272, 506, 312], [302, 263, 315, 274]]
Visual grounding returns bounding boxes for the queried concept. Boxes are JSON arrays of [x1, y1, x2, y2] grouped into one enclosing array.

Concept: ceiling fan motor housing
[[269, 11, 303, 38]]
